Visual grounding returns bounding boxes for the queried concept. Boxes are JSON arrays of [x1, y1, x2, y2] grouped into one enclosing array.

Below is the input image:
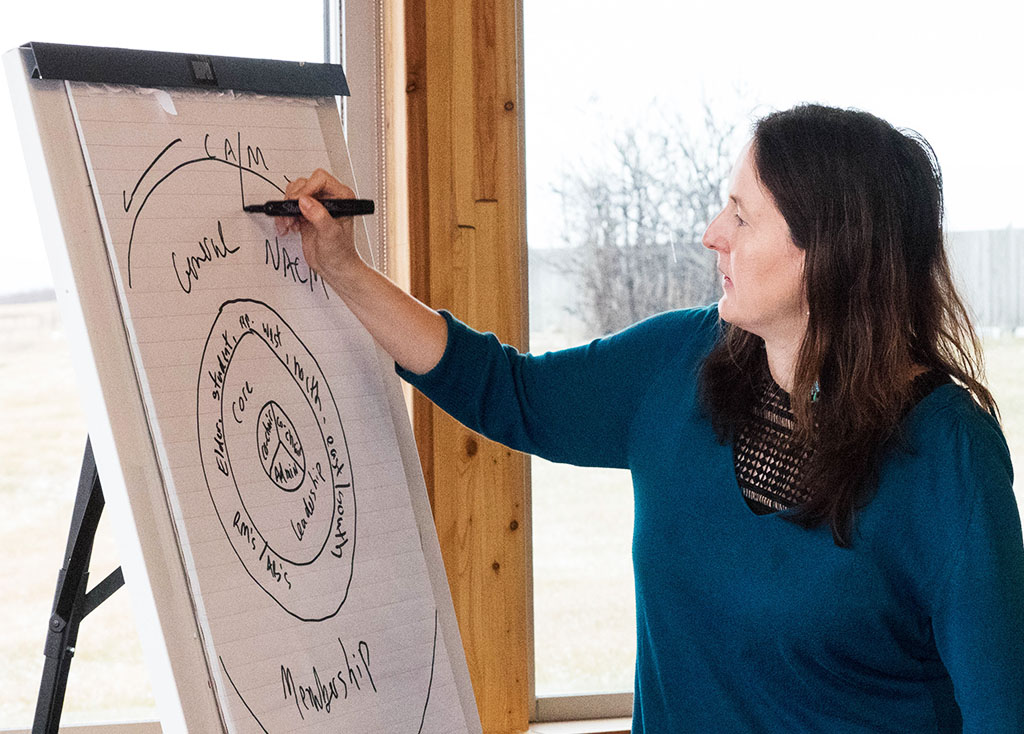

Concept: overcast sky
[[0, 0, 323, 297], [2, 0, 1021, 295], [524, 0, 1024, 249]]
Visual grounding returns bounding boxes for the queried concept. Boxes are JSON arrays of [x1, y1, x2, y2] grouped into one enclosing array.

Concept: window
[[0, 3, 326, 727], [525, 0, 1023, 718]]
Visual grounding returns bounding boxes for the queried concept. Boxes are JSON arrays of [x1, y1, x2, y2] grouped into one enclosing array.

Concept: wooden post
[[403, 1, 530, 732]]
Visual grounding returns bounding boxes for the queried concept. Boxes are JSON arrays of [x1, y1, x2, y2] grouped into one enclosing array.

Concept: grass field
[[0, 301, 156, 728], [1, 300, 1022, 725], [982, 334, 1024, 497]]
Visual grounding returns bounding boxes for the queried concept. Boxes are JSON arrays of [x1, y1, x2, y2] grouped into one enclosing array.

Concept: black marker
[[244, 198, 375, 218]]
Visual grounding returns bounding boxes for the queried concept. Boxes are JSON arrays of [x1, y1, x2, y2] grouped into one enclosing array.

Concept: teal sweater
[[397, 305, 1024, 733]]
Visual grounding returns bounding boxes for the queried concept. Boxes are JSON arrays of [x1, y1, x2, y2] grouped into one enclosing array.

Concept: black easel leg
[[32, 437, 124, 734]]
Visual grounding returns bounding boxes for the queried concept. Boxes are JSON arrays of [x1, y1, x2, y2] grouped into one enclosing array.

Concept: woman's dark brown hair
[[699, 104, 998, 547]]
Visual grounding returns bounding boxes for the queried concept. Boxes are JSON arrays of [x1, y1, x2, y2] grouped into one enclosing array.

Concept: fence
[[947, 228, 1024, 333], [527, 228, 1023, 343]]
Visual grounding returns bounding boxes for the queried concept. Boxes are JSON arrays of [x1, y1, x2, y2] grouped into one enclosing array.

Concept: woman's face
[[702, 143, 807, 342]]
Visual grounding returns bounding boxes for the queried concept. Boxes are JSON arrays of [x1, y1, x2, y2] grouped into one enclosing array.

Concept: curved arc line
[[199, 301, 440, 732], [127, 156, 285, 287], [123, 138, 182, 212], [218, 656, 270, 734], [219, 612, 442, 734], [417, 610, 440, 734]]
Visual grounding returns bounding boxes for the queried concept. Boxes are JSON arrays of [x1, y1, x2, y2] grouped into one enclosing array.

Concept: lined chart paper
[[67, 82, 473, 734]]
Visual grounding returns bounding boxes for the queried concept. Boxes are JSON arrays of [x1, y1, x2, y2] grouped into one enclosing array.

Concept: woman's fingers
[[297, 195, 337, 231], [276, 170, 354, 236], [276, 178, 307, 234], [295, 169, 354, 200], [286, 171, 352, 201]]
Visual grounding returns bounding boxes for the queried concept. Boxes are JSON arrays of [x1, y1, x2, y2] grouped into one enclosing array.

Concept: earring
[[811, 380, 820, 403]]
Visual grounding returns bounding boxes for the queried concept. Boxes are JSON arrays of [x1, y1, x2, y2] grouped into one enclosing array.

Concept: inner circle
[[257, 400, 306, 492]]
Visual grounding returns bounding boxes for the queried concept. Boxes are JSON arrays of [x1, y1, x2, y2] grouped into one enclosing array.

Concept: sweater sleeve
[[395, 307, 719, 468], [929, 412, 1024, 732]]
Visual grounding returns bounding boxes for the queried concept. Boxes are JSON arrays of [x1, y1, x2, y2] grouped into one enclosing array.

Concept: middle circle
[[221, 331, 334, 567]]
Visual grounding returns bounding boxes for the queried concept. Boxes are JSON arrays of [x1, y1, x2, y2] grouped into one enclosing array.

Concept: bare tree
[[554, 103, 742, 337]]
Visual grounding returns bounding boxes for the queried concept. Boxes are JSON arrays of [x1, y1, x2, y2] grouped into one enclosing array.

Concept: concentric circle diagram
[[197, 299, 356, 621]]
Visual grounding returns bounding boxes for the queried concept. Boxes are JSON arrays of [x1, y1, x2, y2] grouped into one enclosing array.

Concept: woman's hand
[[281, 169, 448, 375], [278, 169, 362, 289]]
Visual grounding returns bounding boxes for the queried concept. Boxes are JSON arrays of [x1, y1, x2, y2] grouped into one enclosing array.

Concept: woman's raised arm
[[280, 169, 447, 375]]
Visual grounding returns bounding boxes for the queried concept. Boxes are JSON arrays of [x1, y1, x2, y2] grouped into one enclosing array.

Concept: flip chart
[[65, 82, 474, 734]]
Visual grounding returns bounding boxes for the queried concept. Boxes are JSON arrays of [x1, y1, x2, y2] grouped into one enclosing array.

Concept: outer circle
[[197, 299, 356, 621]]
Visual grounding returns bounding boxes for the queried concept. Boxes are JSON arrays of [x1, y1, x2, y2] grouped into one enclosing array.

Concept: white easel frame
[[4, 19, 478, 734]]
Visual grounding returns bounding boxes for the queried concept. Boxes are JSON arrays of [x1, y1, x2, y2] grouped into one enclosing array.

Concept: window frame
[[397, 0, 633, 727], [5, 1, 625, 730]]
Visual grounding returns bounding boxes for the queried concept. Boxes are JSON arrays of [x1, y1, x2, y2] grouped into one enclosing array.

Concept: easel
[[32, 437, 125, 734], [7, 38, 480, 733]]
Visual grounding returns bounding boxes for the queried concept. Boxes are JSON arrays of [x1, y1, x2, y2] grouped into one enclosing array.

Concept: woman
[[282, 104, 1024, 733]]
